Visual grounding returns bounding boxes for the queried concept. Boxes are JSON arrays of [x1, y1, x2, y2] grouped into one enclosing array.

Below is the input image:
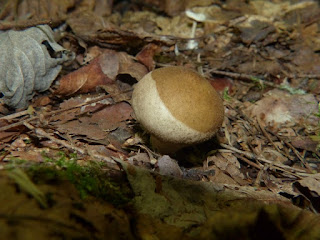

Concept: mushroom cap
[[132, 66, 224, 145]]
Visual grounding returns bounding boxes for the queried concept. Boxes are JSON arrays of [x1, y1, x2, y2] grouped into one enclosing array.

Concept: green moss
[[6, 152, 133, 207], [222, 88, 232, 101]]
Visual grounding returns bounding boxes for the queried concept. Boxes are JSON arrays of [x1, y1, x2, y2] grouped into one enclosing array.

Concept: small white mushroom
[[132, 66, 224, 153]]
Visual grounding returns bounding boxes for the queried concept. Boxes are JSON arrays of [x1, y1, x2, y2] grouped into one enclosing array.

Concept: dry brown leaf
[[83, 46, 104, 64], [294, 176, 320, 212], [207, 152, 245, 185], [57, 119, 108, 140], [208, 167, 238, 185], [136, 43, 161, 71], [92, 102, 133, 131], [297, 177, 320, 196], [261, 148, 287, 164], [237, 18, 276, 45], [10, 150, 44, 162], [56, 49, 147, 96], [87, 144, 126, 159], [209, 78, 234, 94], [246, 89, 318, 126], [0, 0, 75, 21], [0, 132, 18, 143], [67, 11, 115, 36], [118, 52, 148, 81], [291, 136, 319, 153], [55, 55, 114, 96]]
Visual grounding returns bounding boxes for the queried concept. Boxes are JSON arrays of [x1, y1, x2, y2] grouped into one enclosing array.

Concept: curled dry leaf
[[136, 43, 161, 71], [0, 25, 74, 108], [294, 176, 320, 212], [207, 152, 245, 185], [296, 176, 320, 196], [56, 49, 147, 96], [117, 52, 148, 81], [55, 53, 115, 96]]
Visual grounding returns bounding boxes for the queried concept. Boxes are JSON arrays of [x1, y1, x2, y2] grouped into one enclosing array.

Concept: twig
[[256, 117, 282, 153], [266, 128, 313, 173], [23, 122, 120, 168], [0, 19, 64, 31], [281, 139, 313, 173], [235, 154, 262, 170], [220, 143, 307, 176], [0, 109, 30, 120], [87, 150, 120, 166], [210, 69, 305, 94], [0, 93, 113, 132], [0, 116, 37, 132], [23, 122, 86, 155]]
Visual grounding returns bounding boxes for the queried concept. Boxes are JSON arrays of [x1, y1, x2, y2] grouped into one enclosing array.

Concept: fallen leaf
[[156, 155, 182, 177], [246, 89, 318, 126], [0, 25, 74, 108], [291, 136, 319, 152], [297, 177, 320, 196], [10, 151, 44, 162], [92, 102, 133, 131], [57, 120, 108, 140], [136, 43, 161, 71], [118, 52, 148, 81], [55, 55, 114, 96]]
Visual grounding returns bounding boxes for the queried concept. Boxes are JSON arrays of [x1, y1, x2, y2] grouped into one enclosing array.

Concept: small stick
[[256, 117, 282, 153], [0, 117, 37, 132], [235, 154, 262, 170], [0, 93, 113, 132], [23, 122, 120, 168], [220, 143, 306, 176], [23, 122, 86, 155], [266, 128, 313, 173], [0, 109, 30, 120]]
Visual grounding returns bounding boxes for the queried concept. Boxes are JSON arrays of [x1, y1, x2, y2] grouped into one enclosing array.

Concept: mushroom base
[[150, 135, 187, 154]]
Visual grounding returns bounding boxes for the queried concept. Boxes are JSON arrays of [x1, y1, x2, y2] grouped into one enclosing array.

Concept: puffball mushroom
[[132, 66, 224, 153]]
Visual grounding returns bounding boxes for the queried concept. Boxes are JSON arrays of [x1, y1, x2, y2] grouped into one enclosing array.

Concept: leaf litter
[[1, 0, 320, 239]]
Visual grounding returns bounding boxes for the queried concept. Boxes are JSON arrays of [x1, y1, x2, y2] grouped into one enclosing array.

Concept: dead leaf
[[0, 132, 18, 143], [294, 176, 320, 212], [209, 78, 234, 94], [0, 25, 74, 108], [87, 144, 125, 159], [297, 177, 320, 196], [156, 155, 182, 177], [118, 52, 148, 81], [136, 43, 161, 71], [246, 89, 318, 126], [57, 120, 108, 141], [208, 167, 238, 185], [128, 152, 150, 165], [237, 18, 276, 45], [291, 136, 319, 153], [92, 102, 133, 131], [55, 55, 114, 96], [10, 150, 44, 162]]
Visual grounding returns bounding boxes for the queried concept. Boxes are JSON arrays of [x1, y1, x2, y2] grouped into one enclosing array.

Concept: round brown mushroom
[[132, 66, 224, 153]]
